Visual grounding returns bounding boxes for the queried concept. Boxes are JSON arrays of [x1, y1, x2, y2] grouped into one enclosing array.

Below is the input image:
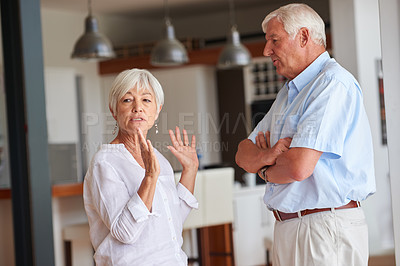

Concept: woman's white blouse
[[83, 144, 198, 266]]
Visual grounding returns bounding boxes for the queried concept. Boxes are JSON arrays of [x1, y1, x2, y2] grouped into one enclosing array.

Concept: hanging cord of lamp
[[150, 0, 189, 66], [217, 0, 251, 68], [71, 0, 115, 60]]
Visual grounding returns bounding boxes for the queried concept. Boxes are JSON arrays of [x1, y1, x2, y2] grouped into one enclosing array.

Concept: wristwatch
[[259, 166, 270, 183]]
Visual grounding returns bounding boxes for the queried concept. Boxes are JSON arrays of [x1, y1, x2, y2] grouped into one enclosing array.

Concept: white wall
[[378, 0, 400, 264], [41, 9, 104, 166], [353, 0, 394, 253], [329, 1, 358, 75], [330, 0, 394, 255]]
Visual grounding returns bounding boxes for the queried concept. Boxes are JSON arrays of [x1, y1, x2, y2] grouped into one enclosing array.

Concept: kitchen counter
[[0, 182, 83, 199]]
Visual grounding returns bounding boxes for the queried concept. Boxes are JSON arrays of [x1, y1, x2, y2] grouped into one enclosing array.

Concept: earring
[[112, 122, 118, 135], [155, 123, 159, 134]]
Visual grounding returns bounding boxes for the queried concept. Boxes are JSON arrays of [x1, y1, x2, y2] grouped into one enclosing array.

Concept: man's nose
[[263, 42, 273, 57]]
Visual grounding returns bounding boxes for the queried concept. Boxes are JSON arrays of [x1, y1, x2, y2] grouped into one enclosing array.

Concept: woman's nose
[[132, 100, 143, 112]]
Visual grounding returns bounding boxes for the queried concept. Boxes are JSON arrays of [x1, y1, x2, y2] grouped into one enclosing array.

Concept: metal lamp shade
[[150, 20, 189, 66], [218, 26, 251, 69], [71, 16, 115, 60]]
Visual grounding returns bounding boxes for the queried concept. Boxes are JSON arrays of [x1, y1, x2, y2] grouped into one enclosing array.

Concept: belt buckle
[[273, 210, 282, 221]]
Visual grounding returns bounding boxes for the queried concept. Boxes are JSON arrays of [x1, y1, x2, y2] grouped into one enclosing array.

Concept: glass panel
[[0, 68, 10, 188]]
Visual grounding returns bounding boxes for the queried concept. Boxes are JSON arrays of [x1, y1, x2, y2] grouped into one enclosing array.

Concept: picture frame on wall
[[377, 59, 387, 145]]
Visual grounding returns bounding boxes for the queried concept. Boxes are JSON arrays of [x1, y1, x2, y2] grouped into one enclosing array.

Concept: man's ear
[[299, 27, 310, 48]]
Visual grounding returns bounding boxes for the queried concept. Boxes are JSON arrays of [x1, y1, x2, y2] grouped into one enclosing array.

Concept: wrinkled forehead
[[121, 85, 154, 98]]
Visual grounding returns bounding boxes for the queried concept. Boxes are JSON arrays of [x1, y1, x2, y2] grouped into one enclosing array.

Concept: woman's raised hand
[[168, 127, 199, 173], [138, 128, 160, 178]]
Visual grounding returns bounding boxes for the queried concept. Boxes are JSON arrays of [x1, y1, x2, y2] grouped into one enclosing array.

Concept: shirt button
[[168, 217, 172, 221], [172, 236, 176, 241]]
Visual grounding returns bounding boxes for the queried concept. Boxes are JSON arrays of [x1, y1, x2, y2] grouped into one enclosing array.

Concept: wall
[[330, 0, 394, 255], [41, 9, 104, 166], [379, 0, 400, 264], [353, 0, 394, 253]]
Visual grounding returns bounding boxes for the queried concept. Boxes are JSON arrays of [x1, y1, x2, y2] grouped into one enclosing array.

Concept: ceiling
[[40, 0, 283, 18]]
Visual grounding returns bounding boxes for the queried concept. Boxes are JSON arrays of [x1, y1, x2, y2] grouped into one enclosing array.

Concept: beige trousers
[[272, 207, 369, 266]]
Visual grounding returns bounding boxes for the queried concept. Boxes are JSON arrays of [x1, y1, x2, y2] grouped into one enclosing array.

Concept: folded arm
[[235, 131, 291, 173], [236, 131, 322, 184], [264, 147, 322, 184]]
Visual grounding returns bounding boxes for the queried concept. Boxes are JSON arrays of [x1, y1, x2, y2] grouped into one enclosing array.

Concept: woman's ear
[[155, 104, 163, 121], [299, 27, 310, 48], [109, 105, 117, 120]]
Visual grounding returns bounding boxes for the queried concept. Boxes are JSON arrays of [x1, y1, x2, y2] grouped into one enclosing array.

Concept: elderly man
[[236, 3, 376, 266]]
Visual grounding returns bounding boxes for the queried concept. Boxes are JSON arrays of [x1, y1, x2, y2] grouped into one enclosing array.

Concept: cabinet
[[179, 168, 235, 266], [216, 57, 282, 183], [178, 167, 234, 230], [233, 185, 274, 266], [243, 57, 287, 104]]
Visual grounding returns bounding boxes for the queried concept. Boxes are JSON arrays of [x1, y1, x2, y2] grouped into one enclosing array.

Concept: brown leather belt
[[273, 200, 360, 222]]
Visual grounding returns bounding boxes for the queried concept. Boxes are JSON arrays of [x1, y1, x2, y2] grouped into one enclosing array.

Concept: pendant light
[[150, 0, 189, 66], [71, 0, 115, 60], [218, 0, 251, 68]]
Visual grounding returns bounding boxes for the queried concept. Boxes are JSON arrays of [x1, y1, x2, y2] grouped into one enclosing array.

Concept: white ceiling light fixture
[[218, 0, 251, 69], [71, 0, 115, 60], [150, 0, 189, 66]]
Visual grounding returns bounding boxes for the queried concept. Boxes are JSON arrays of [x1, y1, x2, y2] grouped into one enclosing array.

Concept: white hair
[[108, 68, 164, 116], [261, 3, 326, 48]]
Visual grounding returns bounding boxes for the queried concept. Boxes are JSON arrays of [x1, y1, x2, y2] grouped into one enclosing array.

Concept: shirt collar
[[290, 51, 331, 93]]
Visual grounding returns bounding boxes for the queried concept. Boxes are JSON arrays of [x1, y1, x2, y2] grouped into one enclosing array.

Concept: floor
[[368, 254, 396, 266]]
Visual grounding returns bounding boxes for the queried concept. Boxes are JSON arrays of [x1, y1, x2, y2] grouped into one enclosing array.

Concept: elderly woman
[[83, 68, 199, 265]]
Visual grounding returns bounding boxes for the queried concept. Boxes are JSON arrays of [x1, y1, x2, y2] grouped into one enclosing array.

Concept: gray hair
[[261, 3, 326, 48], [108, 68, 164, 115]]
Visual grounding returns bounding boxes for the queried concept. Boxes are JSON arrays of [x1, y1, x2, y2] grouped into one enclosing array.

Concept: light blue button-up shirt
[[248, 52, 376, 213]]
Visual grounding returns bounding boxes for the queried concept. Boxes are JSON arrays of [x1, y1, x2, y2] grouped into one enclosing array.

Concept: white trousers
[[272, 207, 369, 266]]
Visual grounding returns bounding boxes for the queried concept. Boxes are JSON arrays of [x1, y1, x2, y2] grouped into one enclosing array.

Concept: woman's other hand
[[168, 127, 198, 194], [168, 127, 199, 173], [138, 128, 160, 178]]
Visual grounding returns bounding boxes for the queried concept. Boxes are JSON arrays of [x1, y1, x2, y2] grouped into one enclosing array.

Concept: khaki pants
[[272, 207, 368, 266]]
